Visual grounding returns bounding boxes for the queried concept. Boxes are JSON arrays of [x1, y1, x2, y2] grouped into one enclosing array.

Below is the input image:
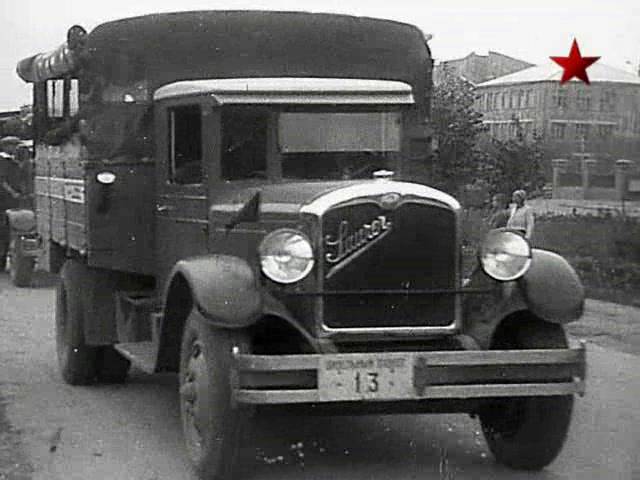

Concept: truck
[[17, 11, 586, 479]]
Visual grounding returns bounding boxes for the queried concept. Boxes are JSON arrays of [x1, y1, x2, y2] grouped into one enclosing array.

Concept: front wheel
[[95, 346, 131, 383], [179, 309, 249, 480], [479, 318, 574, 470]]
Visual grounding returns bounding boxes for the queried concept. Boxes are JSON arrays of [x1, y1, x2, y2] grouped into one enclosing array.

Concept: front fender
[[166, 255, 263, 328], [520, 249, 585, 322], [464, 248, 584, 348]]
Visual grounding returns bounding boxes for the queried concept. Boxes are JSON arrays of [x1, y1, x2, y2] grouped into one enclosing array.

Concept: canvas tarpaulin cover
[[18, 11, 432, 160]]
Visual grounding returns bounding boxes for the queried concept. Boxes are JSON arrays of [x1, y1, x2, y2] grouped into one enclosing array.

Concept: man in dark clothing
[[0, 144, 33, 270], [0, 153, 19, 270], [487, 193, 510, 229]]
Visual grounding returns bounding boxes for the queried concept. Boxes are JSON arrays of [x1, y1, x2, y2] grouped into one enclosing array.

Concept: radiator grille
[[321, 201, 457, 329]]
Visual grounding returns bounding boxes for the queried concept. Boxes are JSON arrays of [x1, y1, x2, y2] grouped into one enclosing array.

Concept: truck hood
[[209, 180, 459, 220]]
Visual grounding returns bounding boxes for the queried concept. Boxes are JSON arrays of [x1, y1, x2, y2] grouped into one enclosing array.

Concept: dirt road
[[1, 273, 638, 479]]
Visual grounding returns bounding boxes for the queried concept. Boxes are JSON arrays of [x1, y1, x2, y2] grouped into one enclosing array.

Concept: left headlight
[[259, 229, 315, 284], [479, 230, 532, 281]]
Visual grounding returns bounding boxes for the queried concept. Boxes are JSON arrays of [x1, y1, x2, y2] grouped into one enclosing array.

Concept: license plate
[[318, 353, 413, 401]]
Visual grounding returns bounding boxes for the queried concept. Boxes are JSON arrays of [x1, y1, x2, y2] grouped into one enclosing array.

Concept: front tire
[[480, 317, 574, 470], [179, 310, 249, 480], [56, 260, 100, 385], [95, 346, 131, 383]]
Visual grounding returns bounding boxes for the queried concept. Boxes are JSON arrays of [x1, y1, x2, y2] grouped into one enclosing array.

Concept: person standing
[[507, 189, 535, 240], [0, 152, 18, 270], [487, 193, 510, 228]]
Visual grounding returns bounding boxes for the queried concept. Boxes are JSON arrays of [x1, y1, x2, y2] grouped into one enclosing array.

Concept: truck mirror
[[225, 191, 261, 230]]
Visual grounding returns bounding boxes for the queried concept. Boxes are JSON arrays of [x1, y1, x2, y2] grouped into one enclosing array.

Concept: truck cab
[[17, 11, 586, 480]]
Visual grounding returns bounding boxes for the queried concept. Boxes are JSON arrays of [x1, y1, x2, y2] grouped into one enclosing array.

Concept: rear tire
[[480, 317, 574, 470], [56, 260, 100, 385], [179, 309, 249, 480]]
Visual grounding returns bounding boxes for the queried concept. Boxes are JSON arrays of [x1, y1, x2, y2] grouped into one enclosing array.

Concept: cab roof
[[153, 78, 415, 105]]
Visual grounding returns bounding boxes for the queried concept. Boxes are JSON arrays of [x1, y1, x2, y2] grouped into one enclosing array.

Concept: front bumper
[[232, 343, 586, 405]]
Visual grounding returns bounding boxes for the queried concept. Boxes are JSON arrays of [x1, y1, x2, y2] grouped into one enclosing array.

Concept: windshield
[[279, 112, 402, 180]]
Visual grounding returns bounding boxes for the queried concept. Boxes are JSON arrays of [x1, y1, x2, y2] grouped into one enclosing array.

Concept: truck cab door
[[155, 99, 215, 286]]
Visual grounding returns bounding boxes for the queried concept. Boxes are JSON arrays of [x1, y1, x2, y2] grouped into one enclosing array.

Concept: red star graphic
[[550, 39, 600, 84]]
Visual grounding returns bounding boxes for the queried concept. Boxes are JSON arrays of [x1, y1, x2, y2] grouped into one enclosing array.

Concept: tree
[[478, 120, 546, 197], [430, 66, 485, 194]]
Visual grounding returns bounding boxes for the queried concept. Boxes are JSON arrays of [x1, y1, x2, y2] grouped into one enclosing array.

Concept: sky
[[2, 0, 639, 110]]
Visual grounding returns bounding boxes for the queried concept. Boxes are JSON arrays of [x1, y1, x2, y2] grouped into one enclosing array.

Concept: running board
[[114, 341, 158, 374]]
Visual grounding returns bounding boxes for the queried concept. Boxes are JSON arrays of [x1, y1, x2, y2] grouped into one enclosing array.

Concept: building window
[[633, 113, 640, 134], [551, 122, 566, 139], [168, 105, 203, 185], [576, 90, 591, 111], [575, 123, 591, 140], [553, 88, 568, 108], [600, 91, 617, 112], [621, 116, 628, 132], [598, 124, 615, 138], [486, 92, 493, 111], [526, 89, 535, 107]]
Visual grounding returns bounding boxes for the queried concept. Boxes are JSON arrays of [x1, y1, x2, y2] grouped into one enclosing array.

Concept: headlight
[[259, 229, 315, 284], [479, 230, 532, 281]]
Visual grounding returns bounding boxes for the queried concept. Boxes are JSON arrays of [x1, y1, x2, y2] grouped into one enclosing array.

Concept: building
[[476, 62, 640, 166], [434, 51, 533, 85]]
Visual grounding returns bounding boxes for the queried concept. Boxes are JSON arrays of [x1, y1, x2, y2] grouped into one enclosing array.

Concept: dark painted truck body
[[17, 11, 586, 479]]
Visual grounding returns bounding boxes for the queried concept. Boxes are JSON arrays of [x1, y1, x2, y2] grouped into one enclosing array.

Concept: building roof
[[442, 50, 532, 66], [478, 62, 640, 87], [153, 78, 415, 104], [434, 51, 533, 85]]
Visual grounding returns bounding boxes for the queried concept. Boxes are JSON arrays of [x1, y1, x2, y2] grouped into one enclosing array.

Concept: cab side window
[[47, 79, 65, 118], [221, 109, 268, 180], [37, 78, 80, 145], [168, 105, 203, 185]]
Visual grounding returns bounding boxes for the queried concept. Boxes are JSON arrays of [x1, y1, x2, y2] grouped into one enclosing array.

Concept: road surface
[[0, 273, 638, 480]]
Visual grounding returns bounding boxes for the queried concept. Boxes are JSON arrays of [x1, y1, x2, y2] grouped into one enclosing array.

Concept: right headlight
[[479, 230, 532, 281], [259, 229, 315, 284]]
